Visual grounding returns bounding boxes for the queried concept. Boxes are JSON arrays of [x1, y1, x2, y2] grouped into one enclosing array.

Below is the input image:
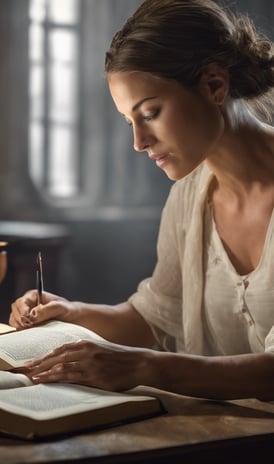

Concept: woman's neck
[[205, 100, 274, 199]]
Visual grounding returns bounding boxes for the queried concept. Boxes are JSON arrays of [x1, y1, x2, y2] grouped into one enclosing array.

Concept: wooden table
[[1, 387, 274, 463]]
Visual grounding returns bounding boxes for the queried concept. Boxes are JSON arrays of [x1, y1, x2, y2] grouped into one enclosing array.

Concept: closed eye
[[143, 109, 160, 121], [123, 108, 161, 127]]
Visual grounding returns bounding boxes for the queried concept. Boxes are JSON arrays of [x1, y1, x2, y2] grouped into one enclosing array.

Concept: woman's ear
[[199, 62, 229, 105]]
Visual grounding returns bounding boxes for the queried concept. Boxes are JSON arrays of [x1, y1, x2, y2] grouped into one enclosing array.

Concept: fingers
[[27, 340, 84, 368], [10, 290, 37, 329], [26, 341, 90, 385], [25, 341, 100, 386], [9, 291, 69, 330], [28, 301, 64, 325], [32, 362, 83, 385], [23, 340, 141, 391]]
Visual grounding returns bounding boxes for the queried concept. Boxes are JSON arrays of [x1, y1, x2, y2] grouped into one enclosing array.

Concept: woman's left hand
[[19, 340, 154, 391]]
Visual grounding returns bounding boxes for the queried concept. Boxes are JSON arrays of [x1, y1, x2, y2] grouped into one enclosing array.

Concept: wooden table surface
[[1, 387, 274, 463]]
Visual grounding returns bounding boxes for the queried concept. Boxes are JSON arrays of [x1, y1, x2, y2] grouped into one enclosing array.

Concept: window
[[29, 0, 81, 198], [28, 0, 171, 217]]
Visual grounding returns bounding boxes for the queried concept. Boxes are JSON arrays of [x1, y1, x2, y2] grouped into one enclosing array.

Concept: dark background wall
[[0, 0, 273, 321]]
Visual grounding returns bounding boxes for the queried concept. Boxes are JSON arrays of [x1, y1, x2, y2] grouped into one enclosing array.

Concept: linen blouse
[[128, 163, 274, 355]]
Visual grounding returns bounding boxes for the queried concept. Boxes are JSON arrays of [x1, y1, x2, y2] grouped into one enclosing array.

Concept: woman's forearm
[[144, 350, 274, 400], [10, 289, 155, 348], [65, 300, 156, 348]]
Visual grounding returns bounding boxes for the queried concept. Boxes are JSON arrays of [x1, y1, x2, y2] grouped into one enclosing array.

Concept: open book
[[0, 320, 163, 439], [0, 323, 16, 335]]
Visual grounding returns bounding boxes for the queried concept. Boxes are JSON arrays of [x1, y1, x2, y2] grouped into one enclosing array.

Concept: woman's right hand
[[9, 290, 75, 330]]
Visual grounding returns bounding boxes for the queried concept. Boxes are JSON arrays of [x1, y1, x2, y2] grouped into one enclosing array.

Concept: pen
[[36, 251, 44, 305]]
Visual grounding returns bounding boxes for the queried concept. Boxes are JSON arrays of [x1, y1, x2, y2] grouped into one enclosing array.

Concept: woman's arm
[[16, 312, 274, 400], [61, 299, 156, 348], [150, 350, 274, 401], [9, 290, 155, 348]]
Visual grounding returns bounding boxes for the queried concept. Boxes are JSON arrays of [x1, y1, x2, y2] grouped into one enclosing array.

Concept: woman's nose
[[133, 126, 154, 152]]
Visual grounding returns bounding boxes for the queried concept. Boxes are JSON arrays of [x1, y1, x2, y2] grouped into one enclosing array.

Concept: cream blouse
[[203, 201, 274, 355], [128, 164, 274, 355]]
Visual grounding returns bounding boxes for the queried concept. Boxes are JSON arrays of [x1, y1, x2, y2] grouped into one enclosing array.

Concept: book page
[[0, 383, 157, 420], [0, 323, 16, 335], [0, 320, 107, 369], [0, 371, 33, 389]]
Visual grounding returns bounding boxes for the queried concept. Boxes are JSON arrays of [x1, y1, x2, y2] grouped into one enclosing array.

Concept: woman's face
[[108, 71, 225, 180]]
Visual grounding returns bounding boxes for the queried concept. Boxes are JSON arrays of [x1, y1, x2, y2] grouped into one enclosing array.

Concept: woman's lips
[[149, 153, 171, 168]]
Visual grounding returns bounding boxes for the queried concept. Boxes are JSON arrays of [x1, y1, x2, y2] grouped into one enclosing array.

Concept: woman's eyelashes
[[143, 108, 161, 121], [124, 108, 161, 126]]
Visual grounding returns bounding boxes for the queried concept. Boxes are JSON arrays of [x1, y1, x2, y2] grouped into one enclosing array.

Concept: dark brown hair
[[105, 0, 274, 121]]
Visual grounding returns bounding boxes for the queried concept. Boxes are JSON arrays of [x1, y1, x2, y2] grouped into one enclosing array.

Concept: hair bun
[[230, 15, 274, 99]]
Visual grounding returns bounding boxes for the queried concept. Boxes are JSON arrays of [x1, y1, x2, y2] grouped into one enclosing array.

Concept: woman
[[10, 0, 274, 400]]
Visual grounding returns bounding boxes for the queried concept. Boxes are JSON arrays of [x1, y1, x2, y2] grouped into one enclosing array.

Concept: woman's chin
[[164, 164, 198, 181]]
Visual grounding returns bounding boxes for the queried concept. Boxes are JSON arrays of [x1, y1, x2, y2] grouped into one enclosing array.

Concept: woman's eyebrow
[[132, 96, 158, 112]]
